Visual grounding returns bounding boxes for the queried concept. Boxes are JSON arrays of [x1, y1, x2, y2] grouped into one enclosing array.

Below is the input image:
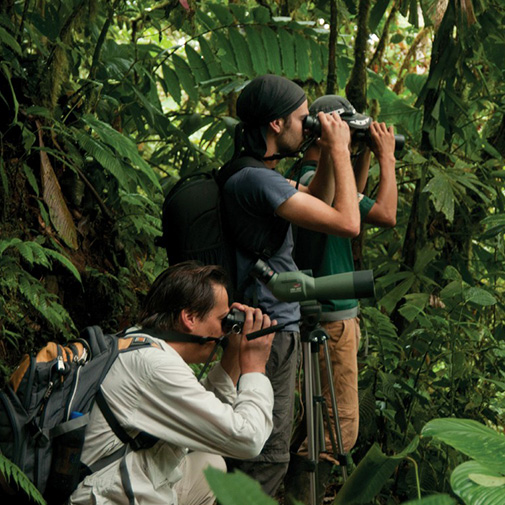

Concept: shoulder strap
[[215, 155, 266, 188]]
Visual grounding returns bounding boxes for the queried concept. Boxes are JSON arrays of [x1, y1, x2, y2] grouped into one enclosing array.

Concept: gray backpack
[[0, 326, 160, 504]]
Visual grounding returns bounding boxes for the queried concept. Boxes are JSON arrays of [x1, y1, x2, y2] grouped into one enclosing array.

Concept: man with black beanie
[[222, 75, 361, 496]]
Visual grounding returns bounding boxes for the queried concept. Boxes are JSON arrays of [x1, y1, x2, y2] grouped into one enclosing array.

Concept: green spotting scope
[[251, 259, 375, 302]]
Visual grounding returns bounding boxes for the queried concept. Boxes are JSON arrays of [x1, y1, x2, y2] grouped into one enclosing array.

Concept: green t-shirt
[[294, 163, 375, 313]]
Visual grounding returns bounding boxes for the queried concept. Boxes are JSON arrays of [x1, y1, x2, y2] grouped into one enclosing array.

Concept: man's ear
[[269, 117, 284, 134], [179, 309, 197, 332]]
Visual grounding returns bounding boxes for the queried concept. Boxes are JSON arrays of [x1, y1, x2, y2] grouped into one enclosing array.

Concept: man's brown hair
[[137, 261, 228, 332]]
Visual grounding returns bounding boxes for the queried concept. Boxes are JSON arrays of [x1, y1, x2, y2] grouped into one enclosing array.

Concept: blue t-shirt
[[223, 167, 300, 331]]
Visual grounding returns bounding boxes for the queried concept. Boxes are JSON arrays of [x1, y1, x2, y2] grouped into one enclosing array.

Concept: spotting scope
[[250, 259, 375, 302]]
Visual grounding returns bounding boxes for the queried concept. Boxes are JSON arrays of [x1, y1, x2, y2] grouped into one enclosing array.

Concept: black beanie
[[233, 75, 306, 158]]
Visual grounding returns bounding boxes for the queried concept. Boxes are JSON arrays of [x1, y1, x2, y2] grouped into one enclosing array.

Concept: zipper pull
[[57, 355, 65, 373]]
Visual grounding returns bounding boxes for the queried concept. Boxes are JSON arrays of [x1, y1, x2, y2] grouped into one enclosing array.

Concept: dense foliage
[[1, 0, 505, 503]]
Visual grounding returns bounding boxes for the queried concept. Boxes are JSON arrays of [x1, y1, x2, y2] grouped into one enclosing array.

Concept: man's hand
[[317, 111, 351, 155], [220, 304, 274, 381], [369, 121, 396, 162]]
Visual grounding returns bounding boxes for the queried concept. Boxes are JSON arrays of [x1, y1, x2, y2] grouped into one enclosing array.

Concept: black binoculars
[[222, 308, 246, 334], [303, 115, 405, 152]]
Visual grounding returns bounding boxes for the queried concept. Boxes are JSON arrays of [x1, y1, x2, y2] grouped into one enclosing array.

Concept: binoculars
[[303, 115, 405, 152], [222, 309, 246, 334]]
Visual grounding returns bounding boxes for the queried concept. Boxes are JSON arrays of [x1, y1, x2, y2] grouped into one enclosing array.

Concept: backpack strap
[[215, 155, 267, 188], [217, 155, 291, 261]]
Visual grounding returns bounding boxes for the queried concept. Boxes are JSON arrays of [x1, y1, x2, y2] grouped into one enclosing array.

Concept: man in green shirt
[[290, 95, 397, 467]]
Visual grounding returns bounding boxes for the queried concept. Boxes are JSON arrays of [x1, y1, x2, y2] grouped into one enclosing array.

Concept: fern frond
[[75, 129, 132, 190], [0, 453, 46, 505]]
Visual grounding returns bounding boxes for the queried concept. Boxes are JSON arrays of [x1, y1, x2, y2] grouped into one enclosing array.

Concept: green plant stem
[[405, 456, 421, 499]]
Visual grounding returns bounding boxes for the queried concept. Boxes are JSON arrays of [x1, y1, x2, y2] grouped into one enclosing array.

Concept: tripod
[[298, 300, 348, 505]]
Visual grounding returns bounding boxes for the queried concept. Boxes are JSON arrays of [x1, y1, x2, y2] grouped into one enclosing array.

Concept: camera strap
[[122, 328, 223, 345]]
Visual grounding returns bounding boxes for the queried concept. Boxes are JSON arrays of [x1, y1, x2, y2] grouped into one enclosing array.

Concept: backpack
[[158, 156, 290, 298], [0, 326, 161, 505]]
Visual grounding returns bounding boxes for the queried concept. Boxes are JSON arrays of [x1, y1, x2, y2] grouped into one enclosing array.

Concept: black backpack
[[0, 326, 161, 505], [159, 156, 290, 298]]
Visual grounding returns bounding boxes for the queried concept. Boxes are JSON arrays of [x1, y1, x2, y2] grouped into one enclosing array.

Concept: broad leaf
[[464, 287, 497, 307], [334, 438, 419, 504], [451, 461, 505, 505], [422, 418, 505, 468], [204, 468, 277, 505], [422, 173, 455, 222]]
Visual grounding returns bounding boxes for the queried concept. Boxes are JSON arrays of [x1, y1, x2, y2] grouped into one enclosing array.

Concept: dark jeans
[[226, 330, 301, 496]]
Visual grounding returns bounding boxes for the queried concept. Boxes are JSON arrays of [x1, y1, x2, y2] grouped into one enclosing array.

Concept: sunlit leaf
[[452, 461, 505, 505], [422, 418, 505, 468]]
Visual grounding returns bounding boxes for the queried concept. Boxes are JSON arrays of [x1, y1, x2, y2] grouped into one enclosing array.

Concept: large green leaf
[[204, 468, 278, 505], [334, 438, 419, 504], [422, 172, 456, 222], [464, 287, 497, 307], [451, 460, 505, 505], [422, 418, 505, 468]]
